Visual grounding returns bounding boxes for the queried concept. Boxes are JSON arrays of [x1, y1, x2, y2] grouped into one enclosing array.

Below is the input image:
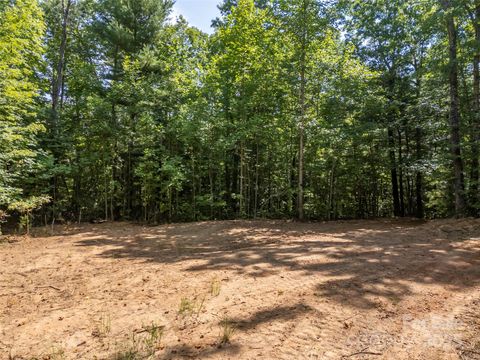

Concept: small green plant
[[210, 278, 221, 297], [195, 295, 206, 318], [113, 323, 164, 360], [44, 346, 66, 360], [93, 312, 111, 338], [142, 322, 164, 356], [219, 317, 236, 344], [113, 332, 143, 360], [114, 346, 139, 360], [179, 295, 206, 318], [179, 297, 195, 316]]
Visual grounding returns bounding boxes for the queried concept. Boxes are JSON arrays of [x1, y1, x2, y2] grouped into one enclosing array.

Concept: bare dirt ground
[[1, 219, 480, 359]]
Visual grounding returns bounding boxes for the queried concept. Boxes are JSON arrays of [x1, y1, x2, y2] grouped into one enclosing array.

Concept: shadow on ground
[[73, 219, 480, 357], [74, 219, 480, 308]]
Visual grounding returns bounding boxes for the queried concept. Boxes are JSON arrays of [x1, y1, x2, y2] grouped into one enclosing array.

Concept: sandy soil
[[1, 219, 480, 359]]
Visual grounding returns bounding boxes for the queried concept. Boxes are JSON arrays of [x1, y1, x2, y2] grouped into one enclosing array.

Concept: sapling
[[8, 195, 50, 235]]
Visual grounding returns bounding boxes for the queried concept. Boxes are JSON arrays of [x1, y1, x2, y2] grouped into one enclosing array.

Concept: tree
[[441, 0, 467, 216], [0, 0, 49, 230], [275, 0, 325, 220], [339, 0, 435, 218], [8, 196, 50, 234], [464, 0, 480, 213]]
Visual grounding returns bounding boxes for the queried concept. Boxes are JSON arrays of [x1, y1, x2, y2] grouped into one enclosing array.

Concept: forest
[[2, 0, 480, 231]]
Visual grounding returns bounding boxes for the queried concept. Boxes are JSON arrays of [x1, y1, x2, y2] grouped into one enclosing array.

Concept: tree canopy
[[2, 0, 480, 231]]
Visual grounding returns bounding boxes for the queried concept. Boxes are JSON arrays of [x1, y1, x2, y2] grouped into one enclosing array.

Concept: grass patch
[[178, 295, 206, 318], [93, 312, 111, 338], [38, 346, 66, 360], [219, 317, 236, 345], [210, 278, 221, 297], [113, 322, 164, 360]]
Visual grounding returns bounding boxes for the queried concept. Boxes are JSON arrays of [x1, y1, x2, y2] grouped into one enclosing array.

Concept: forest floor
[[1, 219, 480, 359]]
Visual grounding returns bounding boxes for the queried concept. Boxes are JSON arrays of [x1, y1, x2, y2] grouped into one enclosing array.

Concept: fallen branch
[[36, 285, 62, 291], [341, 313, 359, 322], [344, 348, 382, 358], [13, 272, 27, 277]]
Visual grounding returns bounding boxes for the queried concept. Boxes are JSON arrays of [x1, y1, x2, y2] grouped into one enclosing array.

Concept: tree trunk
[[254, 139, 259, 218], [413, 50, 425, 219], [297, 4, 307, 221], [104, 162, 108, 221], [443, 0, 466, 216], [386, 70, 401, 217], [405, 129, 414, 216], [111, 45, 120, 220], [415, 126, 424, 218], [51, 0, 72, 126], [232, 150, 240, 215], [328, 159, 336, 220], [388, 127, 401, 216], [50, 0, 72, 223], [191, 153, 196, 221], [397, 129, 405, 217], [239, 143, 245, 217], [470, 2, 480, 214], [298, 111, 304, 220]]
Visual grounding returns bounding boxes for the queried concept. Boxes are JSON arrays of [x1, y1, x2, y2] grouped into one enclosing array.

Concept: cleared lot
[[1, 219, 480, 359]]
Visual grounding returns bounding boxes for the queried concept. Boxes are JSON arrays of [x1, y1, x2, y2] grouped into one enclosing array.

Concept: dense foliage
[[2, 0, 480, 230]]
